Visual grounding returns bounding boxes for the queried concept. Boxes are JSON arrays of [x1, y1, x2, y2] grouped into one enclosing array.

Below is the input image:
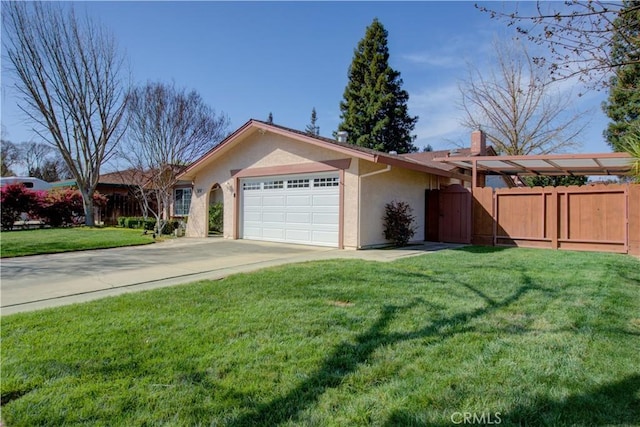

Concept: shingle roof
[[403, 148, 472, 163], [179, 119, 469, 181]]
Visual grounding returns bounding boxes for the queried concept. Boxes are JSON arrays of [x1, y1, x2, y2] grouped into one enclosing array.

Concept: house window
[[174, 188, 192, 216]]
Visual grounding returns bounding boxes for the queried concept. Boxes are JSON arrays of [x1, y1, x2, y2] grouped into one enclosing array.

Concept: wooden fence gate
[[426, 184, 472, 244]]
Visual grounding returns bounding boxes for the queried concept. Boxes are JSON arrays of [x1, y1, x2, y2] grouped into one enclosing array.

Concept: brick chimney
[[471, 129, 486, 156], [471, 129, 486, 188]]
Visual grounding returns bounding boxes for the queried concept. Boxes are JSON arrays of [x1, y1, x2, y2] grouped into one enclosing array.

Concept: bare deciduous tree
[[120, 82, 229, 234], [2, 2, 128, 225], [476, 1, 640, 87], [20, 141, 71, 182], [458, 40, 588, 155], [1, 139, 21, 177], [20, 141, 52, 176]]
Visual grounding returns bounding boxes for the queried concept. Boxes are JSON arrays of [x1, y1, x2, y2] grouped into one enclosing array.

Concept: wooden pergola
[[434, 152, 634, 188]]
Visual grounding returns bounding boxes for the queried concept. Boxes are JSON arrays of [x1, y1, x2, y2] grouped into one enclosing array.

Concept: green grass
[[1, 247, 639, 426], [0, 227, 155, 257]]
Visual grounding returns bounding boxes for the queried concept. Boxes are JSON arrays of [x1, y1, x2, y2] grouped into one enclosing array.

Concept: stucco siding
[[341, 161, 360, 249], [358, 165, 436, 248]]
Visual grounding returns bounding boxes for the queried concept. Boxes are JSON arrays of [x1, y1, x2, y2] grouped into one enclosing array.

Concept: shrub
[[38, 188, 84, 227], [164, 220, 177, 234], [383, 200, 417, 247], [119, 217, 156, 231], [117, 216, 183, 235], [209, 202, 223, 232], [0, 186, 106, 229], [36, 189, 106, 227], [0, 183, 39, 230]]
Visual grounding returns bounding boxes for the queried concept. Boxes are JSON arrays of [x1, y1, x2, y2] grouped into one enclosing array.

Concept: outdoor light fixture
[[196, 188, 203, 194]]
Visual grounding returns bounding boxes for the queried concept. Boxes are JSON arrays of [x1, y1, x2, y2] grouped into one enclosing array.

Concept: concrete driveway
[[1, 238, 460, 315]]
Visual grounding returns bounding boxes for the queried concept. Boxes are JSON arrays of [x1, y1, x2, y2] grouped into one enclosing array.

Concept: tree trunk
[[80, 189, 95, 227]]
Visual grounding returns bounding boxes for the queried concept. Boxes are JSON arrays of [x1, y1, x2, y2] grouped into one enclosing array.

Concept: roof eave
[[375, 154, 470, 181]]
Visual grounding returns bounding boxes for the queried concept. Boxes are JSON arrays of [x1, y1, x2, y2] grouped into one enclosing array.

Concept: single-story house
[[52, 167, 194, 225], [178, 119, 487, 249], [52, 171, 147, 225]]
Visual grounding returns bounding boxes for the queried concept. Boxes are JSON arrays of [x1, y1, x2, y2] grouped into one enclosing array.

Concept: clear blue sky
[[1, 1, 612, 156]]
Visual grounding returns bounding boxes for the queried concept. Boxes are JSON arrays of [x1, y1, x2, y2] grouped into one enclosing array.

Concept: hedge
[[117, 216, 184, 235]]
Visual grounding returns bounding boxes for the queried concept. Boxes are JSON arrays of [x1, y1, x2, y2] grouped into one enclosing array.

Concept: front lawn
[[0, 227, 155, 258], [1, 247, 639, 426]]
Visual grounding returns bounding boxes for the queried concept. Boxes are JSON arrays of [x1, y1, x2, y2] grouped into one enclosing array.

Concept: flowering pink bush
[[37, 188, 84, 226], [0, 184, 107, 229], [0, 183, 39, 230]]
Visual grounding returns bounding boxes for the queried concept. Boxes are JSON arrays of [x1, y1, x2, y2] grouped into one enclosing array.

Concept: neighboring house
[[52, 170, 147, 225], [0, 176, 52, 191], [52, 167, 192, 225], [178, 119, 478, 249]]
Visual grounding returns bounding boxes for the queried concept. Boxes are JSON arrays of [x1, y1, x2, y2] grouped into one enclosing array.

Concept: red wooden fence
[[472, 184, 639, 256]]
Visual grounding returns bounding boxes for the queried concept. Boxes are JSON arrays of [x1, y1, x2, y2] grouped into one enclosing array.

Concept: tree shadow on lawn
[[452, 245, 515, 254], [382, 374, 640, 427], [226, 271, 550, 426]]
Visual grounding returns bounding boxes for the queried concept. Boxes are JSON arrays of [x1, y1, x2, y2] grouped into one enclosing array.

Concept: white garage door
[[241, 173, 339, 247]]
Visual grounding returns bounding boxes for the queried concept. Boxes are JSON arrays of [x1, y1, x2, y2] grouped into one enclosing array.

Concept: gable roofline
[[178, 119, 469, 181]]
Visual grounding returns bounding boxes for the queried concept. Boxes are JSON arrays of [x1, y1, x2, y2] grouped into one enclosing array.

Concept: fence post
[[549, 188, 559, 250]]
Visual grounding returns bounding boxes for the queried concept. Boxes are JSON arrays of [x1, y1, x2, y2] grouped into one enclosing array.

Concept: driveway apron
[[1, 239, 333, 314]]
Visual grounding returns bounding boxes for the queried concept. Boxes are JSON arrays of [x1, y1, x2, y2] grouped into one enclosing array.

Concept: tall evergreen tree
[[305, 107, 320, 136], [603, 1, 640, 151], [338, 18, 417, 154]]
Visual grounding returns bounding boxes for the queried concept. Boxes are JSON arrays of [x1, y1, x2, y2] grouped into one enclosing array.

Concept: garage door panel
[[243, 212, 262, 222], [286, 212, 311, 223], [312, 194, 339, 206], [244, 196, 262, 207], [263, 227, 285, 238], [262, 196, 286, 207], [243, 226, 262, 238], [286, 195, 312, 207], [312, 213, 338, 226], [285, 229, 311, 241], [241, 173, 339, 247], [262, 212, 285, 222], [284, 222, 317, 231]]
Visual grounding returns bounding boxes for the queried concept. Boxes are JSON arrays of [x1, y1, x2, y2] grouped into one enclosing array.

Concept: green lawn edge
[[0, 227, 156, 258]]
